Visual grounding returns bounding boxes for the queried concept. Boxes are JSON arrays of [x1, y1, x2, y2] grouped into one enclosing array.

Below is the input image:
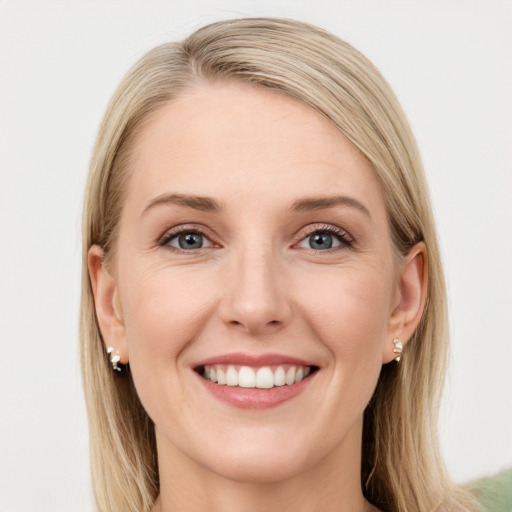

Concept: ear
[[88, 245, 128, 364], [383, 242, 428, 364]]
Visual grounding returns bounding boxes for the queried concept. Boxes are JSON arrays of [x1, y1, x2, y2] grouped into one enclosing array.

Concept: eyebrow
[[289, 195, 371, 217], [142, 193, 223, 215], [142, 193, 370, 218]]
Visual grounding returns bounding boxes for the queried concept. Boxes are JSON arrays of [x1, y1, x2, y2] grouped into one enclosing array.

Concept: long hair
[[81, 17, 475, 512]]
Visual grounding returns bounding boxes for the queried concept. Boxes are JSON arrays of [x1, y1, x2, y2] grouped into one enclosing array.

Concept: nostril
[[228, 319, 281, 330]]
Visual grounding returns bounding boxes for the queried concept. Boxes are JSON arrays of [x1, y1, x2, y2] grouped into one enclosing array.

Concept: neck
[[152, 417, 378, 512]]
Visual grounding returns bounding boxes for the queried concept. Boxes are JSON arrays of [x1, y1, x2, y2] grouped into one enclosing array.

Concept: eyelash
[[158, 225, 215, 251], [158, 224, 354, 254], [298, 224, 354, 252]]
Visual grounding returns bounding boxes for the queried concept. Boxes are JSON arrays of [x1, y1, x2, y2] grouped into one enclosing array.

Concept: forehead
[[125, 81, 386, 216]]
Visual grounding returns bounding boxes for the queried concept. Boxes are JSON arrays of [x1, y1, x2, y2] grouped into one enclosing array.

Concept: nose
[[218, 247, 291, 335]]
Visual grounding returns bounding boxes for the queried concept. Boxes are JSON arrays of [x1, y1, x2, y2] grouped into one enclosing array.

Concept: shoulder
[[471, 468, 512, 512]]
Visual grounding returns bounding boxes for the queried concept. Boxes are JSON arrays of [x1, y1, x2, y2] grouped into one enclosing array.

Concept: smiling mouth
[[196, 364, 319, 389]]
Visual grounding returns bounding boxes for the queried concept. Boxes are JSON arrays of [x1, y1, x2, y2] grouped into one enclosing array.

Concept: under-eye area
[[195, 364, 320, 389]]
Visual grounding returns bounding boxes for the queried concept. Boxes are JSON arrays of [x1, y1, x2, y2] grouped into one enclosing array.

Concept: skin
[[89, 81, 427, 512]]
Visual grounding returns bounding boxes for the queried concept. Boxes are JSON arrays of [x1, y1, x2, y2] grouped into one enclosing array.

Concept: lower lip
[[195, 371, 316, 409]]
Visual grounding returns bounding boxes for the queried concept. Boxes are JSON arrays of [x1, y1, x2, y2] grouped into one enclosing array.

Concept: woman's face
[[94, 81, 416, 483]]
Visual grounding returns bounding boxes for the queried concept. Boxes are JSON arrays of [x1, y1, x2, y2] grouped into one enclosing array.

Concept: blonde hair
[[81, 17, 476, 512]]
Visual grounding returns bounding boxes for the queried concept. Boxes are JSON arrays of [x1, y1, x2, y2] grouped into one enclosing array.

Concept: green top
[[474, 468, 512, 512]]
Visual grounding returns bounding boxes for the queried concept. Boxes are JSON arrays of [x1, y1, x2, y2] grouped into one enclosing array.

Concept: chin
[[207, 451, 311, 484], [189, 427, 326, 485]]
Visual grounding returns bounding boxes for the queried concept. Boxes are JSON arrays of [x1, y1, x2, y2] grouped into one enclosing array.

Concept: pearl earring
[[107, 346, 124, 373], [392, 338, 403, 362]]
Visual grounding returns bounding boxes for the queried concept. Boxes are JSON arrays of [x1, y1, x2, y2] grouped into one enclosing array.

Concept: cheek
[[120, 264, 217, 363], [283, 265, 394, 449], [298, 265, 394, 354], [117, 264, 220, 425], [294, 262, 394, 416]]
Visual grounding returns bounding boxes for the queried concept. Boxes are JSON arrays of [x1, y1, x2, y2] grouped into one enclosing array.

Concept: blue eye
[[308, 233, 335, 250], [297, 227, 352, 251], [166, 231, 213, 250]]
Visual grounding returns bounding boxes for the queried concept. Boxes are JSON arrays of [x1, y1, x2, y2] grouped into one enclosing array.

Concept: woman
[[81, 17, 477, 512]]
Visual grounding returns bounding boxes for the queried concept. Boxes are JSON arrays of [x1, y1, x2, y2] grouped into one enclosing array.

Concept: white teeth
[[216, 368, 226, 385], [202, 364, 313, 388], [285, 367, 296, 385], [274, 366, 286, 386], [226, 366, 238, 386], [256, 367, 274, 389], [238, 366, 256, 388]]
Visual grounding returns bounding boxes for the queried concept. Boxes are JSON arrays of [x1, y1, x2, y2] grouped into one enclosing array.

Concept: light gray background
[[0, 1, 511, 510]]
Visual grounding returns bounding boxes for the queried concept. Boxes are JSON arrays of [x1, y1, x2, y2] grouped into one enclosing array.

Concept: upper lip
[[193, 352, 317, 368]]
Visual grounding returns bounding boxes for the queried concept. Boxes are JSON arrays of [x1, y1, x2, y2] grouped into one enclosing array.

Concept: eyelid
[[299, 224, 353, 240]]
